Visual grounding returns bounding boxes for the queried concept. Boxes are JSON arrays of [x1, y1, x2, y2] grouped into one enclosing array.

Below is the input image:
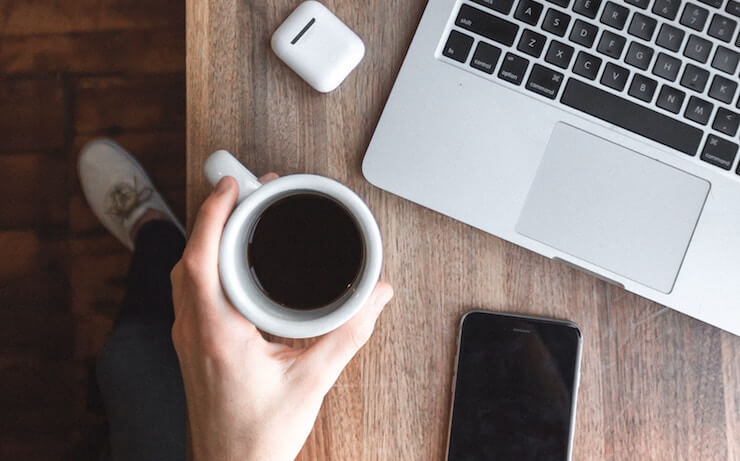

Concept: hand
[[170, 175, 393, 461]]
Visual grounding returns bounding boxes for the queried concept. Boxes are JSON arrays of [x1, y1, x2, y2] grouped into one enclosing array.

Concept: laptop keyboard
[[440, 0, 740, 175]]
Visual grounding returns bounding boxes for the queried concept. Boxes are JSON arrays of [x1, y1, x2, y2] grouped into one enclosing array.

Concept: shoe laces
[[105, 176, 153, 222]]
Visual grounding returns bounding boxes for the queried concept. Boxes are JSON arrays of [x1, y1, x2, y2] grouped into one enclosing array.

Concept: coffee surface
[[248, 193, 364, 310]]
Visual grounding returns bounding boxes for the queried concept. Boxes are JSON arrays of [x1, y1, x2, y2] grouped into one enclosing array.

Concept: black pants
[[96, 221, 186, 461]]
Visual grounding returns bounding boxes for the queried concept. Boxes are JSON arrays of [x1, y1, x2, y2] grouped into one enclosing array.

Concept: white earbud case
[[271, 1, 365, 93]]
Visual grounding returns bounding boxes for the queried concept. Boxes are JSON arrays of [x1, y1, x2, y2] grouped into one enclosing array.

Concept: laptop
[[363, 0, 740, 335]]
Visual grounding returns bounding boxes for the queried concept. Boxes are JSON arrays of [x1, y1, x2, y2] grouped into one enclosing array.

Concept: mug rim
[[218, 174, 382, 338]]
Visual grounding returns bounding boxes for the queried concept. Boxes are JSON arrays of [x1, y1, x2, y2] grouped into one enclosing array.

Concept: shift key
[[455, 4, 520, 47]]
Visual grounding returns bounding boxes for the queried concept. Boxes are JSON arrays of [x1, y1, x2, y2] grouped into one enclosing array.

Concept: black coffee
[[247, 193, 364, 310]]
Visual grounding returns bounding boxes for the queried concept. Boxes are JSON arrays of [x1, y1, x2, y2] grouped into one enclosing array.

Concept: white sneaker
[[78, 139, 185, 251]]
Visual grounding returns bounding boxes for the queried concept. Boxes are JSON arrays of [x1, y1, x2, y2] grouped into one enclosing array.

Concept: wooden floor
[[0, 1, 185, 459]]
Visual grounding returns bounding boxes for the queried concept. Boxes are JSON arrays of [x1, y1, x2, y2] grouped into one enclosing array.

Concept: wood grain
[[0, 0, 184, 36], [0, 28, 184, 74], [0, 79, 65, 152], [74, 74, 185, 134], [0, 153, 67, 228], [186, 0, 740, 459], [0, 0, 186, 457]]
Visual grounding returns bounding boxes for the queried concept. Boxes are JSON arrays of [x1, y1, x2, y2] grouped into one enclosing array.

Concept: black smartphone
[[446, 311, 582, 461]]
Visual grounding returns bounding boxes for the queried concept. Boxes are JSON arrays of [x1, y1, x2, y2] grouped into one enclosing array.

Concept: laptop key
[[498, 52, 529, 85], [653, 52, 681, 81], [570, 19, 599, 47], [728, 1, 740, 17], [560, 79, 703, 155], [680, 64, 710, 92], [700, 135, 738, 170], [601, 62, 630, 91], [518, 29, 547, 58], [685, 95, 714, 125], [698, 0, 722, 8], [625, 41, 654, 70], [547, 0, 571, 6], [653, 0, 682, 20], [711, 46, 740, 74], [573, 0, 602, 19], [708, 75, 738, 104], [442, 30, 474, 63], [713, 107, 740, 136], [526, 64, 565, 99], [684, 35, 713, 63], [597, 30, 626, 59], [625, 0, 650, 9], [656, 85, 686, 113], [656, 24, 685, 51], [680, 3, 710, 31], [573, 51, 602, 79], [708, 14, 737, 41], [629, 74, 658, 101], [455, 4, 520, 47], [601, 2, 629, 29], [545, 40, 575, 68], [515, 0, 545, 26], [470, 41, 502, 74], [542, 8, 572, 37], [471, 0, 517, 15], [628, 13, 658, 40]]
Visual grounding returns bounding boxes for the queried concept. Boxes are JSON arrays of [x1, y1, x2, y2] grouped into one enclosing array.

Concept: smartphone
[[446, 311, 582, 461]]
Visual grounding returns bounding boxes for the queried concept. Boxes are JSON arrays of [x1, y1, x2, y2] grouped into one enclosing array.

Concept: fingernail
[[215, 177, 232, 194]]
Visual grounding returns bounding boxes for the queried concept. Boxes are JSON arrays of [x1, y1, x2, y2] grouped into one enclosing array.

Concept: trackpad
[[516, 123, 709, 293]]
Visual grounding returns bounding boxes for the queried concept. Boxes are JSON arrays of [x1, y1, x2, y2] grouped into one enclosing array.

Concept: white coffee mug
[[204, 150, 383, 338]]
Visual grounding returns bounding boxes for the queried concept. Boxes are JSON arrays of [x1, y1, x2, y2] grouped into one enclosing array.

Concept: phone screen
[[447, 312, 582, 461]]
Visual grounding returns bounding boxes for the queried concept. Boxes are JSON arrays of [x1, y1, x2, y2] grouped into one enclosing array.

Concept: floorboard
[[0, 1, 185, 458]]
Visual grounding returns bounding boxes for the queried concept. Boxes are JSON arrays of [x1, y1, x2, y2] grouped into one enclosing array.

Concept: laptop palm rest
[[516, 123, 709, 294]]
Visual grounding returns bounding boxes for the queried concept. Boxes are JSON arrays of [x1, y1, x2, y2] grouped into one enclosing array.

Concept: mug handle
[[204, 150, 262, 203]]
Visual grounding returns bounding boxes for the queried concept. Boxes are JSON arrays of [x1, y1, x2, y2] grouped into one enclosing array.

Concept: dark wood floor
[[0, 1, 185, 459]]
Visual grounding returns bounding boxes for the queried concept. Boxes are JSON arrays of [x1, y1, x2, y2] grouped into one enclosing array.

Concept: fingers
[[187, 173, 277, 266], [185, 176, 239, 268], [260, 172, 279, 183], [299, 282, 394, 392]]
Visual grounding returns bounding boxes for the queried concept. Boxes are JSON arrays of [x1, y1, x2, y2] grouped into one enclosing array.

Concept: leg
[[78, 140, 188, 461], [96, 221, 186, 461]]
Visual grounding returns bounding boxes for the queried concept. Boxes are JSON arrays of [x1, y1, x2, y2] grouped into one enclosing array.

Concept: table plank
[[186, 0, 739, 459]]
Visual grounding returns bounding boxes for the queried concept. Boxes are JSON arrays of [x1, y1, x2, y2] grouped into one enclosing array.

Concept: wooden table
[[186, 1, 739, 459]]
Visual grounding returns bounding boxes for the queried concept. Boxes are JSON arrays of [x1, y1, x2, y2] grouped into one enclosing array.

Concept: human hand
[[170, 174, 393, 461]]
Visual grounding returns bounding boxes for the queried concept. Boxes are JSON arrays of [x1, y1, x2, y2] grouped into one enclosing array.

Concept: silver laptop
[[363, 0, 740, 335]]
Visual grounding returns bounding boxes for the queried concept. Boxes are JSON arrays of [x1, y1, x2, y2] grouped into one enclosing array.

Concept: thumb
[[184, 176, 239, 267], [298, 282, 393, 393]]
